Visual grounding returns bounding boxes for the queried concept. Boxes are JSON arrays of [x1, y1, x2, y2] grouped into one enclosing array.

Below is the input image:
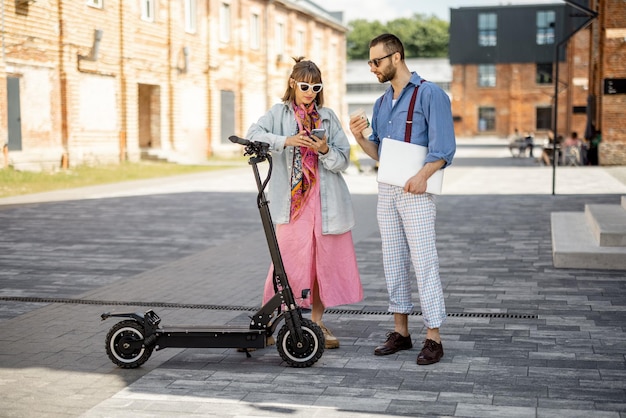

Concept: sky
[[313, 0, 565, 22]]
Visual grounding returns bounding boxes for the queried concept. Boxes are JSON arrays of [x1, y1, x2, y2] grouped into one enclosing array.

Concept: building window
[[478, 13, 497, 46], [276, 22, 285, 57], [478, 107, 496, 132], [536, 63, 553, 84], [329, 42, 337, 72], [185, 0, 197, 33], [537, 11, 555, 45], [313, 35, 322, 62], [478, 64, 496, 87], [250, 13, 260, 50], [141, 0, 155, 22], [536, 107, 552, 130], [87, 0, 103, 8], [220, 3, 231, 43], [296, 30, 305, 56]]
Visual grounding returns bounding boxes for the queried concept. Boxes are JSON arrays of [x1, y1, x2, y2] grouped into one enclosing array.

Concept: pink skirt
[[263, 181, 363, 309]]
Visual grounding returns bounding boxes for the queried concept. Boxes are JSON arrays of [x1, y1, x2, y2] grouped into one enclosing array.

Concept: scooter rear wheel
[[105, 320, 153, 368], [276, 318, 324, 367]]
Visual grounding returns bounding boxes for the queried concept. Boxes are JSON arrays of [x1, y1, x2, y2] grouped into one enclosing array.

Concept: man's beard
[[378, 65, 396, 84]]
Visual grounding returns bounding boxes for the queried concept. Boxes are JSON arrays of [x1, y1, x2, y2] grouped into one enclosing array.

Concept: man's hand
[[349, 116, 368, 141], [403, 160, 445, 195], [404, 174, 428, 194], [349, 116, 379, 161]]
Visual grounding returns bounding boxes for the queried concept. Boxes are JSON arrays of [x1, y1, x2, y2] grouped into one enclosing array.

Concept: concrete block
[[551, 212, 626, 270], [584, 204, 626, 247]]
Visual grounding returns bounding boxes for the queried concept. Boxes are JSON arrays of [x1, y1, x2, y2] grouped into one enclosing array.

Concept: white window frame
[[313, 35, 322, 62], [536, 10, 556, 45], [185, 0, 197, 33], [478, 64, 496, 87], [275, 22, 285, 57], [295, 30, 305, 56], [478, 13, 497, 47], [141, 0, 156, 22], [250, 13, 260, 50], [219, 3, 231, 43], [86, 0, 103, 9]]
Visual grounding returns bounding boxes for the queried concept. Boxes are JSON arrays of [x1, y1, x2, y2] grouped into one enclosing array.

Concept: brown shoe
[[374, 332, 412, 356], [416, 339, 444, 365], [316, 322, 340, 349]]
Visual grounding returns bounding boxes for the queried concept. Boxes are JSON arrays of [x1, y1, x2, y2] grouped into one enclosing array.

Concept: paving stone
[[1, 139, 626, 417]]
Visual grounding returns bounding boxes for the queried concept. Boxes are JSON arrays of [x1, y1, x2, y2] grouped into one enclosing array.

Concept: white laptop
[[376, 138, 445, 194]]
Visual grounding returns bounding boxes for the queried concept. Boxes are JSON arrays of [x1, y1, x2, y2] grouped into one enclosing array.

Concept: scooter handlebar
[[229, 135, 270, 157], [229, 135, 250, 146]]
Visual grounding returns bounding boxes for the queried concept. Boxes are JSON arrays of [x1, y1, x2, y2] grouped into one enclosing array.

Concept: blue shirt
[[371, 72, 456, 168]]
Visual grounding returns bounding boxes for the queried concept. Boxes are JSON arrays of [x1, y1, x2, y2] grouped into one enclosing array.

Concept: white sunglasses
[[296, 82, 323, 93]]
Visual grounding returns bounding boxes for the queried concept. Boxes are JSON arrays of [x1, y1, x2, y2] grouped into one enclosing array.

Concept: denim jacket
[[246, 102, 355, 235]]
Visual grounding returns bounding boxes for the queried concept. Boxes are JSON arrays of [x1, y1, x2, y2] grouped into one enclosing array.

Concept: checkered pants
[[377, 183, 446, 329]]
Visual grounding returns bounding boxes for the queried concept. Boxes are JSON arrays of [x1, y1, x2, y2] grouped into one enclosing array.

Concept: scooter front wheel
[[276, 318, 324, 367], [105, 320, 153, 369]]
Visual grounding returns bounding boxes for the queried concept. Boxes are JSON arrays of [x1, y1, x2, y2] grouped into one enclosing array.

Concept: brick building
[[0, 0, 347, 171], [587, 0, 626, 165], [449, 3, 587, 140], [449, 0, 625, 165]]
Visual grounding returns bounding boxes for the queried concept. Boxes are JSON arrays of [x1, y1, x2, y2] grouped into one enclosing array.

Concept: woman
[[246, 57, 363, 349]]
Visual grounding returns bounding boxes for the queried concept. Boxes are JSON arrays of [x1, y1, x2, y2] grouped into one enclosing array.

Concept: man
[[349, 34, 456, 365]]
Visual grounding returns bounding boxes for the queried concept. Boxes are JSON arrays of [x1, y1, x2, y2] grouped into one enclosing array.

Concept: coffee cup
[[350, 109, 373, 138]]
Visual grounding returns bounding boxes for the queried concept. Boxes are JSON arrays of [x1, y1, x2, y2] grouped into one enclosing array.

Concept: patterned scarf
[[290, 102, 320, 221]]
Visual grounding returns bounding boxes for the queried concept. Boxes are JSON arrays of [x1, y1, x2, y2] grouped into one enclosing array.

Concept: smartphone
[[311, 128, 326, 141]]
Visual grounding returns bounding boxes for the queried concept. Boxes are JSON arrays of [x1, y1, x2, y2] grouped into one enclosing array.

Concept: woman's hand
[[285, 130, 329, 155], [311, 132, 330, 155]]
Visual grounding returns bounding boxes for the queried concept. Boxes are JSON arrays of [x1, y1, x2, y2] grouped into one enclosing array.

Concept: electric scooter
[[100, 135, 325, 368]]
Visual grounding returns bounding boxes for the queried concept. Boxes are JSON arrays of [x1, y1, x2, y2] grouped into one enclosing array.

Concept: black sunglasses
[[367, 52, 396, 68]]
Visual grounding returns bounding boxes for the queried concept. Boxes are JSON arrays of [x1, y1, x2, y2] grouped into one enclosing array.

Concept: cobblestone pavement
[[0, 138, 625, 417]]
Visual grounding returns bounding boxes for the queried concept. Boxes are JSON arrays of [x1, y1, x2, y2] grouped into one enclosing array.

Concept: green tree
[[347, 14, 449, 60], [346, 19, 388, 60]]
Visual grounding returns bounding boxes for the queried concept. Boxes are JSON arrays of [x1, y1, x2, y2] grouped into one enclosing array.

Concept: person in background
[[508, 128, 524, 157], [562, 131, 584, 165], [524, 132, 535, 158], [587, 130, 602, 165], [563, 131, 581, 147], [349, 33, 456, 365], [540, 130, 561, 166], [246, 57, 363, 350]]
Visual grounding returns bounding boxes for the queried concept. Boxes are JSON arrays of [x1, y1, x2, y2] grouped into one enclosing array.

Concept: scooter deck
[[154, 324, 268, 350]]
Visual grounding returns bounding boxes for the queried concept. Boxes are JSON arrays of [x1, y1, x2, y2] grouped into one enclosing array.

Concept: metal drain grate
[[0, 296, 537, 319], [0, 296, 254, 312]]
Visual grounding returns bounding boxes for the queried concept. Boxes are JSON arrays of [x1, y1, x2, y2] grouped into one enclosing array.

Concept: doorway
[[138, 83, 161, 150]]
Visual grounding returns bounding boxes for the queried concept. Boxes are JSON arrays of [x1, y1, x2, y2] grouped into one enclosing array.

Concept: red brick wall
[[590, 0, 626, 165], [451, 61, 570, 140]]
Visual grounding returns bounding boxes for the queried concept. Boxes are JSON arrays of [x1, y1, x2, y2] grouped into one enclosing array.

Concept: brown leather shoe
[[416, 339, 444, 365], [316, 322, 340, 349], [374, 332, 413, 356]]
